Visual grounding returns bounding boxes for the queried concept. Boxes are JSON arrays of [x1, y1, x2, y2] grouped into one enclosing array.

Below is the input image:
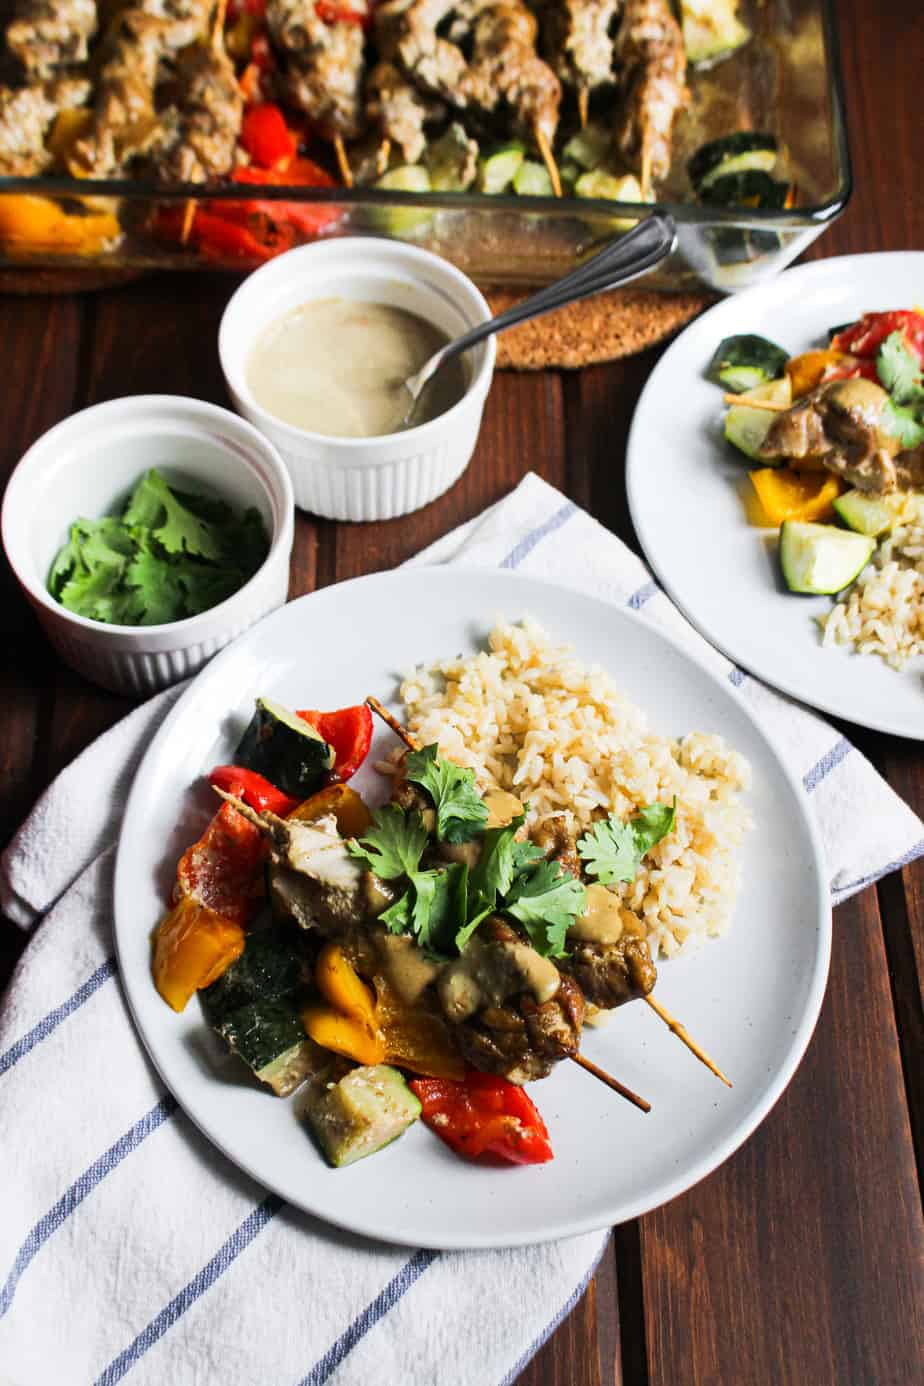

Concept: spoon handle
[[409, 210, 676, 398]]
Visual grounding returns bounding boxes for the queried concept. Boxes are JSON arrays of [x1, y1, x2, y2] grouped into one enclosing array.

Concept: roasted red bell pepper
[[297, 704, 372, 781], [409, 1070, 554, 1165], [230, 159, 340, 236], [823, 357, 880, 384], [209, 764, 300, 817], [240, 103, 297, 171], [174, 791, 267, 927], [832, 310, 924, 363]]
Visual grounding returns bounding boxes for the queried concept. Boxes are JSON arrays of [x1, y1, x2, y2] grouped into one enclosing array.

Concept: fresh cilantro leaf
[[404, 743, 489, 843], [58, 561, 128, 622], [380, 890, 413, 935], [468, 823, 519, 913], [512, 837, 547, 874], [577, 800, 677, 885], [454, 906, 493, 954], [124, 546, 187, 625], [125, 470, 222, 560], [408, 862, 467, 957], [347, 804, 428, 880], [876, 331, 924, 405], [884, 398, 924, 449], [503, 859, 586, 958], [47, 524, 84, 597], [74, 517, 135, 569]]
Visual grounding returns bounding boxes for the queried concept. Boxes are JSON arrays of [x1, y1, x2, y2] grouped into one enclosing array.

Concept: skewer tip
[[333, 134, 353, 188], [644, 995, 732, 1087], [534, 125, 562, 198], [571, 1053, 651, 1113]]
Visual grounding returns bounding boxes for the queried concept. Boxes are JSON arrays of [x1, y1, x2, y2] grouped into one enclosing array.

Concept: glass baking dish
[[0, 0, 850, 292]]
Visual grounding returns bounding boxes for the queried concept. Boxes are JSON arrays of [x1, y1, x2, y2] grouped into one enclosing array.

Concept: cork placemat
[[484, 285, 714, 369]]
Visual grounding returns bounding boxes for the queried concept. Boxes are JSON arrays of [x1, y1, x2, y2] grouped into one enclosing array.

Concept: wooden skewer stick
[[639, 140, 653, 203], [572, 1053, 650, 1112], [534, 125, 562, 197], [333, 134, 353, 188], [577, 86, 589, 130], [376, 138, 391, 177], [366, 694, 420, 750], [644, 995, 732, 1087], [722, 391, 790, 412], [180, 0, 229, 247]]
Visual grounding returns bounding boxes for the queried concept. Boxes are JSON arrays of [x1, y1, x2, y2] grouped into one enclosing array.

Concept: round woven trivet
[[484, 285, 714, 369]]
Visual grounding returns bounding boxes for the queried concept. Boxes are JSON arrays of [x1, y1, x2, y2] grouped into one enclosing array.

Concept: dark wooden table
[[2, 1, 923, 1380]]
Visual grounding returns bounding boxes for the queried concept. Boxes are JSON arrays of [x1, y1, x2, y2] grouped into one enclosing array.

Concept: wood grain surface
[[2, 1, 923, 1382]]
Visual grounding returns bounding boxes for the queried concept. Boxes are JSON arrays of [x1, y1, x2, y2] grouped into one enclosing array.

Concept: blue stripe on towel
[[832, 838, 924, 902], [0, 957, 116, 1078], [0, 1094, 177, 1320], [298, 1250, 439, 1386], [627, 580, 659, 610], [803, 736, 852, 793], [728, 667, 747, 687], [95, 1193, 284, 1386], [500, 502, 577, 569], [497, 1236, 611, 1386]]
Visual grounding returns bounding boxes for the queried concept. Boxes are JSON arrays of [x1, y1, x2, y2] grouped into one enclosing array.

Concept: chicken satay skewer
[[179, 0, 230, 246], [367, 695, 730, 1087], [534, 124, 562, 197]]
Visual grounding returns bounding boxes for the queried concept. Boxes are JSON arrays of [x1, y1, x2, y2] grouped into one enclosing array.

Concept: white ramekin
[[218, 237, 495, 522], [2, 395, 294, 696]]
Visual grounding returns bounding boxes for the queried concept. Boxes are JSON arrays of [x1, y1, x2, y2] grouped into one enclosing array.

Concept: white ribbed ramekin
[[218, 238, 495, 521], [2, 395, 294, 696]]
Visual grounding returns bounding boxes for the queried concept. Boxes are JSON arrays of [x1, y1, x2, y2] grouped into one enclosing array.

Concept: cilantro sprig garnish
[[47, 469, 269, 627], [503, 859, 587, 958], [404, 743, 489, 843], [577, 800, 677, 885], [876, 331, 924, 405], [348, 804, 428, 879]]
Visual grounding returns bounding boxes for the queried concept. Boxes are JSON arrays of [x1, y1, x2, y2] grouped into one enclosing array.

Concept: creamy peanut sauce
[[373, 932, 440, 1005], [437, 935, 560, 1022], [569, 882, 624, 944], [245, 298, 468, 438], [483, 789, 524, 828]]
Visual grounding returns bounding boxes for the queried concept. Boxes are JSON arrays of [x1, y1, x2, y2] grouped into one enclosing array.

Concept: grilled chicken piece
[[396, 0, 472, 105], [70, 2, 213, 177], [613, 0, 687, 184], [0, 76, 89, 174], [154, 40, 243, 182], [467, 1, 561, 144], [6, 0, 97, 80], [563, 935, 657, 1009], [267, 0, 366, 138], [365, 59, 443, 163], [758, 378, 910, 493], [540, 0, 622, 100], [530, 814, 581, 880], [438, 917, 583, 1083]]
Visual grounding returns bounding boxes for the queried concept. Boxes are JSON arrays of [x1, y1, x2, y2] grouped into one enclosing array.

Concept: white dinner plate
[[627, 252, 924, 740], [114, 568, 830, 1249]]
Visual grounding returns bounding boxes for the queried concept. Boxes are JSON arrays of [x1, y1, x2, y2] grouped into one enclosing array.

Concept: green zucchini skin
[[305, 1064, 422, 1168], [700, 170, 790, 209], [215, 997, 307, 1077], [707, 334, 789, 391], [235, 697, 335, 798], [688, 132, 778, 190], [201, 924, 308, 1025]]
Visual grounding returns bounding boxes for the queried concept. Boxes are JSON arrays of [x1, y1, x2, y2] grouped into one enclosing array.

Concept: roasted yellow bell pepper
[[749, 468, 842, 526], [302, 943, 465, 1080], [152, 896, 246, 1013], [0, 195, 121, 256], [785, 349, 847, 399], [47, 108, 93, 165], [288, 783, 372, 838]]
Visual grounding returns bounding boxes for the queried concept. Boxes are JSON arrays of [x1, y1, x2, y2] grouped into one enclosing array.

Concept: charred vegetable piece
[[201, 923, 308, 1021], [306, 1064, 421, 1167], [707, 334, 789, 393], [688, 131, 778, 189], [153, 897, 245, 1014], [296, 704, 373, 781], [287, 783, 373, 838], [749, 469, 841, 526], [679, 0, 750, 67], [209, 765, 300, 817], [700, 169, 790, 209], [235, 697, 335, 799], [175, 797, 268, 928], [410, 1069, 553, 1164]]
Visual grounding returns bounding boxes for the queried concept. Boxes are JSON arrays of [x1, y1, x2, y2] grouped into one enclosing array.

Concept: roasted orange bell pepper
[[287, 783, 372, 837], [749, 468, 842, 526], [302, 943, 465, 1079], [152, 896, 245, 1012], [0, 195, 121, 255], [785, 349, 848, 398]]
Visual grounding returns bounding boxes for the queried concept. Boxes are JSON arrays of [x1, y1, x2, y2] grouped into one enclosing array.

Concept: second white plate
[[627, 251, 924, 739]]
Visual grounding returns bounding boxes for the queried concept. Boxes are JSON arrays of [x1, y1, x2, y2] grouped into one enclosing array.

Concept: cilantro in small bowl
[[47, 468, 270, 627]]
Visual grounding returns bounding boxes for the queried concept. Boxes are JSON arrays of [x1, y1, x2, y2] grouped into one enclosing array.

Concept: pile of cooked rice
[[394, 618, 752, 960], [819, 491, 924, 669]]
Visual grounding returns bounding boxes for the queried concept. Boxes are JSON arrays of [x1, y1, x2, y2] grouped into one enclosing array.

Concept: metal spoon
[[399, 210, 677, 428]]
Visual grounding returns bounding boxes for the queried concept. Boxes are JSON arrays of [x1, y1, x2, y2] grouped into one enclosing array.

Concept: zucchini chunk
[[707, 334, 789, 393], [724, 377, 792, 462], [423, 123, 478, 192], [477, 143, 525, 194], [370, 165, 432, 236], [833, 490, 894, 538], [235, 697, 334, 799], [679, 0, 751, 67], [574, 170, 643, 203], [305, 1064, 421, 1168], [562, 123, 612, 172], [513, 160, 554, 197], [700, 169, 790, 209], [202, 924, 318, 1096], [779, 521, 875, 595], [688, 132, 778, 190]]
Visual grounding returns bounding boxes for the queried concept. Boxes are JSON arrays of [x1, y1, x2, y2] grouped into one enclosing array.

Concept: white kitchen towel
[[1, 473, 922, 1386]]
